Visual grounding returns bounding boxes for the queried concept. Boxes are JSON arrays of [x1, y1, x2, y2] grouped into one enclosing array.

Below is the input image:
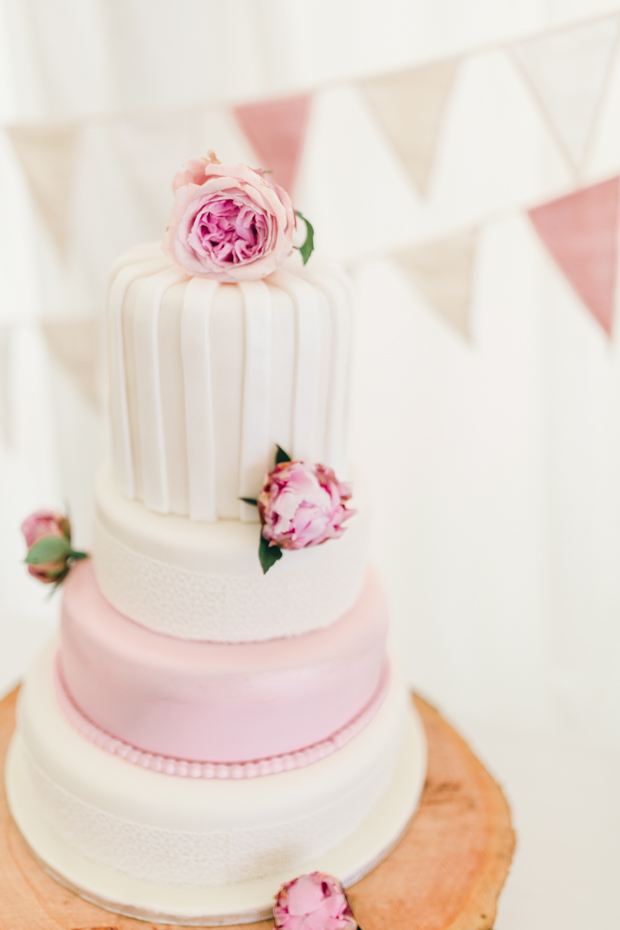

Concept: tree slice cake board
[[0, 689, 514, 930]]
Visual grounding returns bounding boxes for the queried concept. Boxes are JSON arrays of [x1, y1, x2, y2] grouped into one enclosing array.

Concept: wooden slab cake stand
[[0, 689, 514, 930]]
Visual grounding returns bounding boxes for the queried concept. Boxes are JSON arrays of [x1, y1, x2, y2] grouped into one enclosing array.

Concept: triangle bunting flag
[[42, 319, 102, 410], [361, 59, 460, 197], [233, 94, 312, 196], [509, 17, 620, 175], [395, 228, 477, 338], [9, 124, 79, 254], [529, 177, 620, 337]]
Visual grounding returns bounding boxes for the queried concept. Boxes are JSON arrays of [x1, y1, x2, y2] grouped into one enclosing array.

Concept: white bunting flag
[[395, 229, 478, 338], [509, 17, 620, 175], [42, 319, 102, 410], [9, 125, 79, 254], [361, 59, 460, 197]]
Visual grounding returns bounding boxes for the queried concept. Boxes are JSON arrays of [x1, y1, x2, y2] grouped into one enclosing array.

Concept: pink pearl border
[[53, 654, 390, 779]]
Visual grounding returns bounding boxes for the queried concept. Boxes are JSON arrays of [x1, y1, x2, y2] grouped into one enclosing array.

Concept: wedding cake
[[6, 157, 427, 923]]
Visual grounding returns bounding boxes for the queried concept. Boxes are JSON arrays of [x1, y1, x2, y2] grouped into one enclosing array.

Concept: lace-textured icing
[[93, 517, 367, 642], [54, 655, 391, 778], [25, 745, 398, 886]]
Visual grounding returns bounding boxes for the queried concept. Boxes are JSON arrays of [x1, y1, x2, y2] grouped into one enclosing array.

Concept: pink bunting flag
[[233, 94, 311, 196], [529, 177, 620, 336]]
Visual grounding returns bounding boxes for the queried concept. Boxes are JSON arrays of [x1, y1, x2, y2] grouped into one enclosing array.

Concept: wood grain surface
[[0, 689, 514, 930]]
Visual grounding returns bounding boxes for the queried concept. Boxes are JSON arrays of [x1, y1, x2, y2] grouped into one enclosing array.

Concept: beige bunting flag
[[509, 17, 620, 175], [395, 229, 478, 338], [42, 319, 102, 410], [360, 59, 460, 197], [9, 124, 79, 254]]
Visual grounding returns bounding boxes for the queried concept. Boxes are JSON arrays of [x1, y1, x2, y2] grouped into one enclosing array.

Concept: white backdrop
[[2, 0, 620, 762]]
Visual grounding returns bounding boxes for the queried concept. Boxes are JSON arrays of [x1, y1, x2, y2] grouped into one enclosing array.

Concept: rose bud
[[21, 510, 87, 586], [274, 872, 358, 930]]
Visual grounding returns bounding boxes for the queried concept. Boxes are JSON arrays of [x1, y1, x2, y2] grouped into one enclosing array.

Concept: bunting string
[[5, 10, 620, 343]]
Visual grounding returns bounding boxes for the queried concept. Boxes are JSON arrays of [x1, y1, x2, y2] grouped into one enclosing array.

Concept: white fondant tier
[[108, 242, 355, 522], [9, 640, 422, 893], [93, 463, 368, 641]]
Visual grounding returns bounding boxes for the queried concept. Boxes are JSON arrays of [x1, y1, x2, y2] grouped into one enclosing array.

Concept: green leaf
[[258, 534, 283, 575], [68, 550, 89, 561], [25, 536, 71, 565], [275, 444, 292, 465], [46, 569, 70, 599], [295, 210, 315, 265], [239, 497, 259, 507]]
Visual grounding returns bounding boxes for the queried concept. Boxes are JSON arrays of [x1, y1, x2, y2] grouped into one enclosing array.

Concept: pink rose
[[163, 159, 296, 282], [21, 510, 70, 548], [258, 461, 356, 551], [274, 872, 357, 930], [21, 510, 87, 585]]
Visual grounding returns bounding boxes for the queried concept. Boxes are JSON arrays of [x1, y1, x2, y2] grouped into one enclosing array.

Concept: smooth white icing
[[108, 244, 354, 521], [15, 640, 411, 888], [92, 463, 368, 641]]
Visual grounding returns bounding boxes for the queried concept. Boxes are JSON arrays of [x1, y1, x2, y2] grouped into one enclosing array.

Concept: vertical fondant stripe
[[133, 267, 186, 513], [107, 254, 168, 498], [181, 277, 219, 522], [301, 271, 351, 476], [238, 280, 272, 523], [332, 271, 356, 474], [271, 271, 321, 463]]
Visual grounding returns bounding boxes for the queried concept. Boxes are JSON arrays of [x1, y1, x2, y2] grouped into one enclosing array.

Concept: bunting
[[8, 124, 79, 254], [4, 14, 620, 353], [42, 319, 102, 409], [509, 17, 620, 175], [529, 177, 620, 337], [395, 229, 477, 338], [361, 59, 460, 197], [233, 94, 312, 196]]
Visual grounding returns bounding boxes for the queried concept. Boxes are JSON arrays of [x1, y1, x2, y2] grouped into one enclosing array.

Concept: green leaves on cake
[[241, 446, 357, 575], [21, 510, 88, 589], [295, 211, 315, 265], [162, 153, 314, 282]]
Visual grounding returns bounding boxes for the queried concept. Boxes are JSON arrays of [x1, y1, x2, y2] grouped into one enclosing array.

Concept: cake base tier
[[7, 709, 423, 924], [1, 688, 514, 930], [11, 639, 416, 895]]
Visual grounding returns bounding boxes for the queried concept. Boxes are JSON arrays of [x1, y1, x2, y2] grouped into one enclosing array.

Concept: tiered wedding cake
[[6, 159, 426, 923]]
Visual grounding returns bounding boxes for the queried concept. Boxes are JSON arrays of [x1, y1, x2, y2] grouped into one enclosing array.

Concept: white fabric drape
[[2, 0, 620, 753]]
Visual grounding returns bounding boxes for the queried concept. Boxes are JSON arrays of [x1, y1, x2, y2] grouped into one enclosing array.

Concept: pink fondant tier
[[59, 560, 389, 765]]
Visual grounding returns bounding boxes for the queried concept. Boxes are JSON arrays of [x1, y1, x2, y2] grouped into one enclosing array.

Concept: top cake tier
[[108, 243, 355, 522]]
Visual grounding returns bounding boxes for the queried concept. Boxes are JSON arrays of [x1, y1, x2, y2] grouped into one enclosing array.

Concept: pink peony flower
[[21, 510, 86, 585], [274, 872, 358, 930], [258, 461, 356, 551], [163, 158, 296, 282]]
